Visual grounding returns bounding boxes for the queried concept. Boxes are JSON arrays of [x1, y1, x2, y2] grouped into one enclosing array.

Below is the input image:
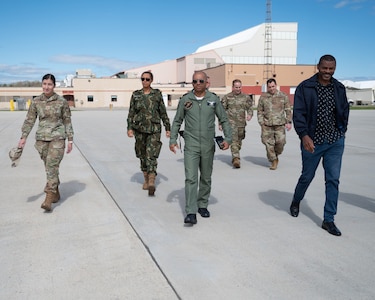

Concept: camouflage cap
[[9, 147, 23, 167]]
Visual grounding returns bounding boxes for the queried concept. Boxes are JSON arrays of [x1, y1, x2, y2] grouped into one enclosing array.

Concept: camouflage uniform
[[257, 90, 292, 162], [21, 93, 74, 193], [221, 92, 253, 160], [127, 88, 170, 174]]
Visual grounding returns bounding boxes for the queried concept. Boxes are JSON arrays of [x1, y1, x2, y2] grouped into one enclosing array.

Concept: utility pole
[[263, 0, 272, 84]]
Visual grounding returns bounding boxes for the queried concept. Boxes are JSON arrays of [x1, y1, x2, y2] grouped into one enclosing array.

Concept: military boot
[[232, 157, 240, 168], [148, 173, 156, 196], [142, 172, 149, 190], [41, 192, 55, 212], [270, 158, 279, 170], [52, 187, 60, 203]]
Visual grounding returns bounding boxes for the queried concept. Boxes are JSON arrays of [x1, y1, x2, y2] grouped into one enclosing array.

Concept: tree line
[[0, 81, 42, 87]]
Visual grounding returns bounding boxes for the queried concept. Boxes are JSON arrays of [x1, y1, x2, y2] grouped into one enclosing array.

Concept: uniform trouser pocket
[[35, 140, 65, 192], [231, 127, 245, 157], [134, 132, 162, 173]]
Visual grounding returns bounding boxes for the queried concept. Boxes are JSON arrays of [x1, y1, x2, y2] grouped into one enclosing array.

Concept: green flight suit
[[170, 91, 232, 214]]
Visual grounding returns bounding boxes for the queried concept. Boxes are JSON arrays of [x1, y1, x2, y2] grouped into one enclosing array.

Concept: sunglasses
[[192, 79, 205, 84], [141, 78, 151, 81]]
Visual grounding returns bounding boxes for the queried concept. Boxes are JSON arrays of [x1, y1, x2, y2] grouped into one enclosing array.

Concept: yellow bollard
[[27, 99, 31, 109], [10, 99, 15, 111]]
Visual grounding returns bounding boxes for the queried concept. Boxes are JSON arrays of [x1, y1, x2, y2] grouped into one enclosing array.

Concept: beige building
[[1, 22, 320, 110]]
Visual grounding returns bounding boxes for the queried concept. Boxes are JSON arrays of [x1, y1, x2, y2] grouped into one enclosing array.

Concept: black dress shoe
[[198, 208, 210, 218], [184, 214, 197, 224], [322, 221, 341, 236], [290, 201, 300, 217]]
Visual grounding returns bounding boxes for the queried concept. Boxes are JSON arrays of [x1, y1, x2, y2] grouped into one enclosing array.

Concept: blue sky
[[1, 0, 374, 84]]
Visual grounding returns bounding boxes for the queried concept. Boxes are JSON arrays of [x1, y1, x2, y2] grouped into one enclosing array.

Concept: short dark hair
[[266, 78, 277, 85], [232, 79, 242, 86], [141, 71, 153, 80], [42, 74, 56, 86], [318, 54, 336, 65]]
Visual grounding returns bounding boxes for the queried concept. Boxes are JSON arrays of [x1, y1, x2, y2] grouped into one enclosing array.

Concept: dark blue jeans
[[293, 137, 345, 222]]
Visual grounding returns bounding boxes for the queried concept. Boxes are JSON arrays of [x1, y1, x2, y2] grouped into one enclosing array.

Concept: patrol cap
[[9, 147, 23, 167]]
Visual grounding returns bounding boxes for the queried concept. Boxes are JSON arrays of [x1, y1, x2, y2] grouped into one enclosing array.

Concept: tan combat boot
[[142, 172, 149, 190], [270, 158, 279, 170], [148, 173, 156, 196], [41, 192, 55, 211], [52, 187, 60, 203], [232, 157, 240, 168]]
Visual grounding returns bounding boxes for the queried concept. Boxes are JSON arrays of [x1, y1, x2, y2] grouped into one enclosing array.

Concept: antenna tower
[[263, 0, 272, 83]]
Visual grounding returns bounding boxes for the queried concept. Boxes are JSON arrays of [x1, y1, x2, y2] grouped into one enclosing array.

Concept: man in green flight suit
[[170, 71, 232, 225]]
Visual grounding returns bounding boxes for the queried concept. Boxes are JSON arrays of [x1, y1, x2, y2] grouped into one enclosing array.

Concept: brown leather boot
[[232, 157, 240, 168], [41, 192, 55, 211], [270, 158, 279, 170], [148, 173, 156, 196], [142, 172, 149, 190], [52, 187, 60, 203]]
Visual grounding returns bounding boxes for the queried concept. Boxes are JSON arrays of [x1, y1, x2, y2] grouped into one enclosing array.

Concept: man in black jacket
[[290, 54, 349, 236]]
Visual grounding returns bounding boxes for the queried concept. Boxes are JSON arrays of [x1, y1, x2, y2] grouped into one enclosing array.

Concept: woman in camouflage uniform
[[18, 74, 74, 212], [127, 71, 171, 196]]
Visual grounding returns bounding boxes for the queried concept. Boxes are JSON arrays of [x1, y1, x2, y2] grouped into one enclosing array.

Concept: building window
[[194, 57, 216, 64], [206, 58, 216, 64], [194, 58, 205, 64], [111, 95, 117, 102], [87, 95, 94, 102]]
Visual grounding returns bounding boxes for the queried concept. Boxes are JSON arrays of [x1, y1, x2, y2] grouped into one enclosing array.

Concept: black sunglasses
[[192, 79, 205, 84], [141, 78, 151, 81]]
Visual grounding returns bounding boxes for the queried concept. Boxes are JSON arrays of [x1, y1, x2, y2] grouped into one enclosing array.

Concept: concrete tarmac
[[1, 109, 374, 300]]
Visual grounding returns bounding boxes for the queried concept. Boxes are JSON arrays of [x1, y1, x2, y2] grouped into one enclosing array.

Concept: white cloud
[[334, 0, 369, 9], [0, 64, 51, 83], [50, 54, 144, 73], [0, 55, 147, 83], [335, 1, 350, 8], [0, 63, 48, 76]]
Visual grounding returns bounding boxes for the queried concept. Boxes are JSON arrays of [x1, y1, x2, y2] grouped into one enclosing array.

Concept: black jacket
[[293, 74, 349, 140]]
